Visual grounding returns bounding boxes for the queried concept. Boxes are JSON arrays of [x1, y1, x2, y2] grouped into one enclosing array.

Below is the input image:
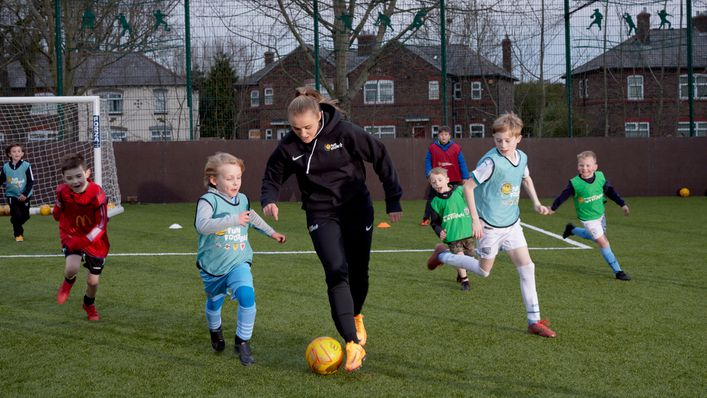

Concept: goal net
[[0, 96, 123, 216]]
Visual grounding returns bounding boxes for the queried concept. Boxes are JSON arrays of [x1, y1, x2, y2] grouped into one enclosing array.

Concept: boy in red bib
[[54, 154, 110, 321]]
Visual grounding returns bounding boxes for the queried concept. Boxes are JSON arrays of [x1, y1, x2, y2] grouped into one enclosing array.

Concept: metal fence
[[1, 0, 705, 141]]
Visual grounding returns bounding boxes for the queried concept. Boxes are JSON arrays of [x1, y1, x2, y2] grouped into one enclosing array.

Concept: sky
[[161, 0, 706, 81]]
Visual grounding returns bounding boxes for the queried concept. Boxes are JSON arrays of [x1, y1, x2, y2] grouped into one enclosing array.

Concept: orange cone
[[377, 222, 391, 228]]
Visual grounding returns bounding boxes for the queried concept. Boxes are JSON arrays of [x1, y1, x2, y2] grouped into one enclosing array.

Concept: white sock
[[517, 263, 541, 325], [438, 252, 489, 277]]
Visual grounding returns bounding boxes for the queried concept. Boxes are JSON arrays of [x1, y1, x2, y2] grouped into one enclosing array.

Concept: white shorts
[[476, 219, 527, 259], [580, 215, 607, 240]]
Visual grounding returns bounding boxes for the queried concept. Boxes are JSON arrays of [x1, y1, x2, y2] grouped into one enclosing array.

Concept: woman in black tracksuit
[[260, 87, 402, 372]]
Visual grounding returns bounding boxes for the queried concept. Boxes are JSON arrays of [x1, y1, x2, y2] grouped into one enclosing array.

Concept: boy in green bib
[[426, 167, 475, 291], [549, 151, 631, 281]]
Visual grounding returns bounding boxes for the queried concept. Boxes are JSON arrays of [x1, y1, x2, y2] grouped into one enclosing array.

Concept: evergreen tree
[[200, 52, 237, 139], [515, 82, 586, 137]]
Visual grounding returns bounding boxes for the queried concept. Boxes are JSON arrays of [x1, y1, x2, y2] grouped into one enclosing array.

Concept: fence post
[[440, 0, 447, 125], [54, 0, 63, 96], [185, 0, 194, 140], [314, 0, 321, 91], [687, 0, 695, 137], [563, 0, 573, 137]]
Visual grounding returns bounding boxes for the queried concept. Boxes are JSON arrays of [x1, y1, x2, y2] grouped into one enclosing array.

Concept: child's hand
[[388, 211, 402, 223], [534, 204, 550, 215], [18, 194, 27, 202], [622, 205, 630, 216], [238, 211, 251, 226], [271, 232, 286, 244], [472, 222, 483, 240], [440, 230, 447, 240], [546, 209, 556, 215]]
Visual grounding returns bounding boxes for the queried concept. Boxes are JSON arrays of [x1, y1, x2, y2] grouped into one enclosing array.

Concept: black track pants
[[9, 197, 30, 237], [306, 196, 374, 343]]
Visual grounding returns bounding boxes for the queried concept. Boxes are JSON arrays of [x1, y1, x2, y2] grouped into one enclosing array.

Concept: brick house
[[236, 36, 515, 140], [569, 11, 707, 137]]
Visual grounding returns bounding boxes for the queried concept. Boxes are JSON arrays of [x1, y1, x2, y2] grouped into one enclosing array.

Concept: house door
[[412, 126, 426, 139]]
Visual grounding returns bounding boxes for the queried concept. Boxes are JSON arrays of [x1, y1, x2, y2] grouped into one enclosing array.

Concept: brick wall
[[114, 137, 707, 203]]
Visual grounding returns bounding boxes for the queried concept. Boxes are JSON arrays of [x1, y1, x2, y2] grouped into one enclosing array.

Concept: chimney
[[637, 8, 651, 44], [357, 34, 375, 57], [694, 11, 707, 33], [501, 35, 512, 73], [264, 51, 274, 65]]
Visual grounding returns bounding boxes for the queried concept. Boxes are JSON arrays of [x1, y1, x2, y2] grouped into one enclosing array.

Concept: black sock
[[65, 276, 77, 285], [235, 336, 247, 344], [83, 295, 95, 306]]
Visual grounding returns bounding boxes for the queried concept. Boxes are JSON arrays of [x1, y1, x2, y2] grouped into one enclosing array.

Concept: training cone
[[377, 222, 391, 228]]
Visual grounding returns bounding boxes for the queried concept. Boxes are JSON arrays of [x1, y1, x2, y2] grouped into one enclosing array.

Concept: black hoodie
[[261, 103, 403, 214]]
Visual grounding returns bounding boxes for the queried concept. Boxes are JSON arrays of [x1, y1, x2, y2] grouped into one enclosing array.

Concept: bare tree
[[233, 0, 440, 115], [5, 0, 180, 95], [1, 1, 44, 94]]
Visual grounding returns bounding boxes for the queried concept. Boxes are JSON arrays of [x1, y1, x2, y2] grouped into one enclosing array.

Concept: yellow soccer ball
[[1, 204, 9, 216], [305, 336, 343, 375], [39, 204, 52, 216], [107, 202, 116, 210], [678, 187, 690, 197]]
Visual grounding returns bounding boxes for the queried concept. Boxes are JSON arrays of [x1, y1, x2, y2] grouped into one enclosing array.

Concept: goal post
[[0, 95, 123, 217]]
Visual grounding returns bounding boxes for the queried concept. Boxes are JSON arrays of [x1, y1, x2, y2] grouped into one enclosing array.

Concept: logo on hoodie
[[325, 142, 343, 151]]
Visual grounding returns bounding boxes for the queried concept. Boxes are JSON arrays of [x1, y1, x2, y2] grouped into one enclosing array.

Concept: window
[[470, 124, 485, 138], [431, 125, 439, 139], [109, 127, 128, 141], [153, 89, 167, 114], [99, 92, 123, 114], [627, 75, 643, 100], [578, 79, 589, 99], [471, 82, 482, 100], [27, 130, 58, 142], [264, 87, 273, 105], [454, 124, 463, 138], [30, 93, 58, 115], [677, 121, 707, 137], [305, 80, 333, 98], [264, 128, 273, 140], [364, 80, 394, 104], [250, 90, 259, 107], [453, 82, 461, 99], [428, 81, 439, 100], [679, 74, 707, 99], [364, 125, 396, 139], [624, 122, 649, 137], [150, 125, 172, 141]]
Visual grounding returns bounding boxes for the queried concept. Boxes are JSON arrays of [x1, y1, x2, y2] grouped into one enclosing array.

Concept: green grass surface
[[1, 197, 705, 397]]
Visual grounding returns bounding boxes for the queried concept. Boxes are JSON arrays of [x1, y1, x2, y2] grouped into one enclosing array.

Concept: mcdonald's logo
[[75, 215, 92, 228]]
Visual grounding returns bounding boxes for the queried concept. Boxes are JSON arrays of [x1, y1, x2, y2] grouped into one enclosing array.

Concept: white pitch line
[[520, 222, 592, 249], [0, 222, 589, 259], [0, 247, 587, 259]]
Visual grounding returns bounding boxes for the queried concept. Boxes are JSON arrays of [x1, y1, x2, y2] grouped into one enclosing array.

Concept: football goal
[[0, 96, 123, 216]]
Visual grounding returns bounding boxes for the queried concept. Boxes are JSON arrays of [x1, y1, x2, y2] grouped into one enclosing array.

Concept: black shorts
[[62, 247, 106, 275]]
